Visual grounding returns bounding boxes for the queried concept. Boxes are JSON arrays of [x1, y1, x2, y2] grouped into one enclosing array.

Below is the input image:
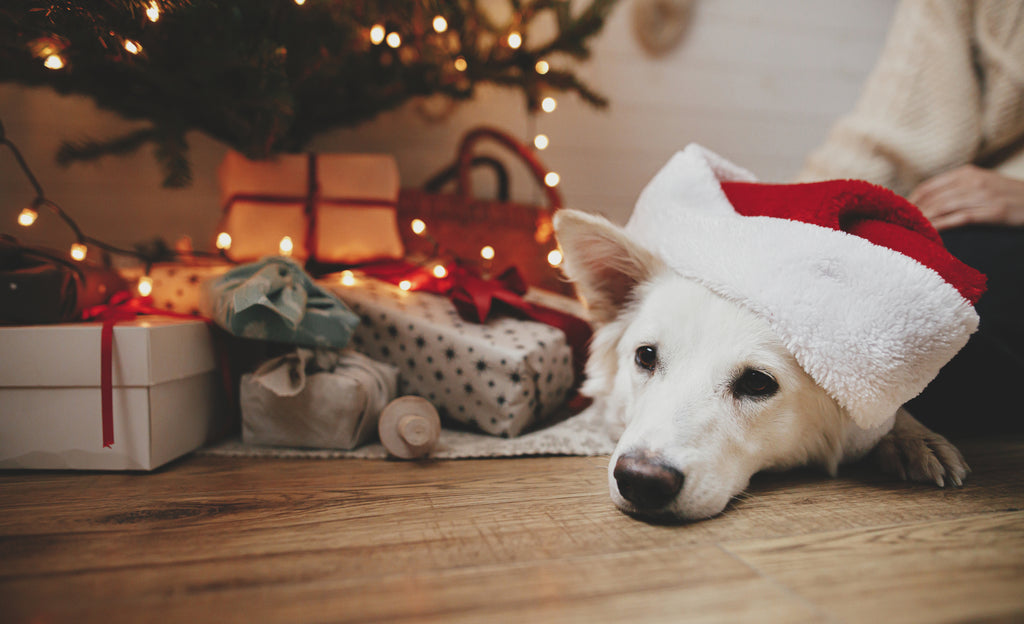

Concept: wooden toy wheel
[[378, 396, 441, 459]]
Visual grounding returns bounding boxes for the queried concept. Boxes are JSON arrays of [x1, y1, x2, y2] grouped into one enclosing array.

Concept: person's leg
[[906, 225, 1024, 434]]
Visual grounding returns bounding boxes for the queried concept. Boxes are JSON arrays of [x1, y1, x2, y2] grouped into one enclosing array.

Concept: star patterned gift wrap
[[324, 275, 578, 438]]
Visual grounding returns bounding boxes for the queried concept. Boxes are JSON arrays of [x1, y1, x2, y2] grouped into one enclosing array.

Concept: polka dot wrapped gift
[[118, 262, 232, 316], [326, 274, 582, 438]]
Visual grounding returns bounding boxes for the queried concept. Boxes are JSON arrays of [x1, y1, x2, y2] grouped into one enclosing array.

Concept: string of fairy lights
[[31, 1, 160, 72], [10, 0, 572, 297], [1, 116, 227, 298]]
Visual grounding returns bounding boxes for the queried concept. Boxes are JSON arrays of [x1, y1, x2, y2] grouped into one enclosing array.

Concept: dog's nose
[[613, 453, 685, 511]]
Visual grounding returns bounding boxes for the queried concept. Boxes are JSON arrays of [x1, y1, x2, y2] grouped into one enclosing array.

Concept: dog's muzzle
[[613, 452, 685, 512]]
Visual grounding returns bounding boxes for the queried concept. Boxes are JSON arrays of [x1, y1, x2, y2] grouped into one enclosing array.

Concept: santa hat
[[627, 145, 985, 429]]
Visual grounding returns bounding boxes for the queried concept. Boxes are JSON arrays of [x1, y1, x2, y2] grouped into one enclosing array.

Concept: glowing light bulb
[[123, 40, 141, 55], [541, 97, 557, 113], [533, 134, 549, 150], [70, 243, 87, 262], [399, 280, 412, 291], [215, 232, 232, 250], [507, 32, 522, 49], [294, 0, 306, 4], [454, 57, 467, 72], [17, 207, 38, 227], [544, 172, 560, 187], [43, 54, 64, 70], [146, 1, 160, 22], [432, 15, 448, 33], [535, 60, 549, 75], [432, 264, 448, 279], [340, 270, 356, 286], [278, 236, 294, 256], [410, 218, 427, 235], [386, 32, 401, 48], [480, 245, 495, 260], [370, 24, 386, 45], [137, 276, 154, 297], [547, 249, 563, 267]]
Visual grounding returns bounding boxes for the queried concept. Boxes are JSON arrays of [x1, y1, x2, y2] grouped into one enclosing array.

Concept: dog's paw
[[873, 409, 970, 488]]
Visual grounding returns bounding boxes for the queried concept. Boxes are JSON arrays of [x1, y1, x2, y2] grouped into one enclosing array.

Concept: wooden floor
[[1, 436, 1022, 624]]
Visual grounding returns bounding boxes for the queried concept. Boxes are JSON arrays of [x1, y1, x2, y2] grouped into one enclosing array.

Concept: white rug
[[199, 404, 615, 460]]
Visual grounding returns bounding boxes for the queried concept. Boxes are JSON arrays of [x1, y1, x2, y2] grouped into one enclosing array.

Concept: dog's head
[[555, 210, 889, 521]]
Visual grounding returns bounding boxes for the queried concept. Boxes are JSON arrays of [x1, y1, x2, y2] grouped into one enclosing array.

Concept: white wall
[[0, 0, 897, 254]]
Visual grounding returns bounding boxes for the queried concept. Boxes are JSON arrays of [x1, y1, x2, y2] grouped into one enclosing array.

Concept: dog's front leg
[[873, 408, 970, 487]]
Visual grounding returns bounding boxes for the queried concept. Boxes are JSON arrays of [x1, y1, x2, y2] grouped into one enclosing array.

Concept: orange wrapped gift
[[216, 151, 404, 266]]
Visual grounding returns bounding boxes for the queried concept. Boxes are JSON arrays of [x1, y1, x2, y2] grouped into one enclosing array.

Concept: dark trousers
[[906, 225, 1024, 435]]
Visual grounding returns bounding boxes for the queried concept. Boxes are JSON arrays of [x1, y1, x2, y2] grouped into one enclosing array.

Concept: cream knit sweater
[[796, 0, 1024, 196]]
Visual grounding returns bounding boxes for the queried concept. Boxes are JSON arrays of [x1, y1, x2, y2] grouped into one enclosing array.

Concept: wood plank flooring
[[1, 435, 1022, 623]]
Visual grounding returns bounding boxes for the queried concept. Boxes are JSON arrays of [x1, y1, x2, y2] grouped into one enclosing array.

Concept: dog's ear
[[554, 209, 664, 324]]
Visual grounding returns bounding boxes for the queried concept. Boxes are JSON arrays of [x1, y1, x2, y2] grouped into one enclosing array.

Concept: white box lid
[[0, 317, 217, 388]]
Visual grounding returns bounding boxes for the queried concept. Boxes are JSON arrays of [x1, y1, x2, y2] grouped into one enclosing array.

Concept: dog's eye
[[635, 345, 658, 372], [733, 368, 779, 399]]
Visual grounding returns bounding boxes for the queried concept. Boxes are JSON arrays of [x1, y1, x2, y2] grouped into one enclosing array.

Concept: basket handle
[[455, 126, 563, 210], [422, 155, 510, 201]]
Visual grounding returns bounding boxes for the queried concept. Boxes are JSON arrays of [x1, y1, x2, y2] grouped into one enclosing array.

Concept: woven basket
[[397, 126, 571, 295]]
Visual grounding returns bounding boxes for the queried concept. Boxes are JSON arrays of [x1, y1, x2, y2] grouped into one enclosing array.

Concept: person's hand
[[908, 165, 1024, 230]]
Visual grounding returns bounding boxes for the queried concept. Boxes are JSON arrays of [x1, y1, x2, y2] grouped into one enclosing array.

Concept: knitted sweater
[[796, 0, 1024, 196]]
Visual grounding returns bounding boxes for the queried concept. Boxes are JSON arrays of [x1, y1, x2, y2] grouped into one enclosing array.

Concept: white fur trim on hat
[[626, 145, 980, 429]]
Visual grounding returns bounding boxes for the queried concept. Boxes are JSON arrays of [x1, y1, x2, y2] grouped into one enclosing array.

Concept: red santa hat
[[627, 145, 985, 429]]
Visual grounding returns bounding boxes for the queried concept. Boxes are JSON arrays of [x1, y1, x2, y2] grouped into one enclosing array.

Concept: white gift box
[[0, 318, 227, 470]]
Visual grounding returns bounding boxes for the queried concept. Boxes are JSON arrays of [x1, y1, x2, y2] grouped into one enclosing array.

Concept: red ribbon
[[223, 193, 398, 209], [81, 291, 210, 449], [360, 262, 592, 385]]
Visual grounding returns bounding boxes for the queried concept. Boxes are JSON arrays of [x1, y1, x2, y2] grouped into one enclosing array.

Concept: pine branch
[[152, 128, 191, 187], [0, 0, 623, 185], [537, 0, 617, 59], [56, 127, 157, 166], [536, 69, 610, 108]]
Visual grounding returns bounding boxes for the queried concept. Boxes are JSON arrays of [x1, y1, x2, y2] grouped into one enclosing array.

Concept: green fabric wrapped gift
[[201, 257, 359, 348]]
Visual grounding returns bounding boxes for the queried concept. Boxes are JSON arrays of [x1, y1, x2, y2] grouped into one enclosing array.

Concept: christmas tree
[[0, 0, 618, 187]]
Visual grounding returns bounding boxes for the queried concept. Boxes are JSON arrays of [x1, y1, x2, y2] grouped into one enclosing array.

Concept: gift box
[[240, 349, 399, 450], [324, 275, 578, 438], [200, 257, 360, 348], [1, 238, 130, 324], [119, 261, 232, 316], [216, 150, 404, 265], [0, 318, 227, 470]]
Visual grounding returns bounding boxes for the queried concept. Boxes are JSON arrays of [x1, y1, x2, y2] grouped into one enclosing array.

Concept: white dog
[[554, 208, 971, 522]]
